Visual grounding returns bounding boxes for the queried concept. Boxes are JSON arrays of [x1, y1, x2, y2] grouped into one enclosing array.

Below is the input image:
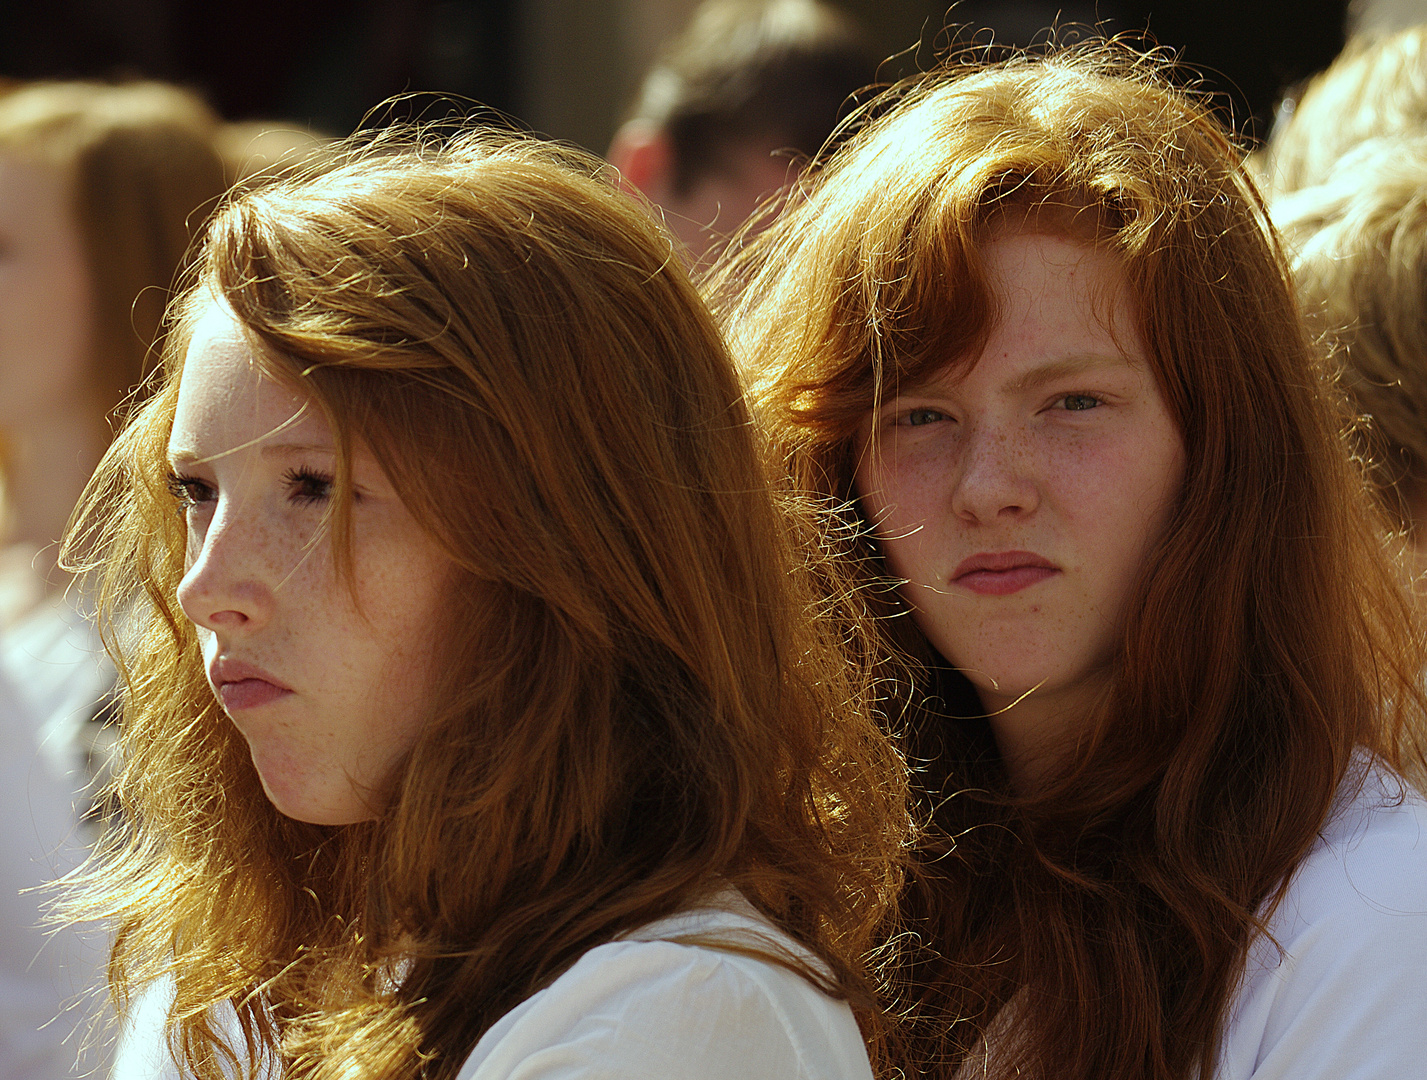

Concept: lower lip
[[955, 566, 1058, 595], [218, 679, 292, 711]]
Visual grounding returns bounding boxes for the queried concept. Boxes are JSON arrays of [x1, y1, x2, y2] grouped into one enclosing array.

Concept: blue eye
[[1061, 394, 1101, 411], [903, 408, 946, 426]]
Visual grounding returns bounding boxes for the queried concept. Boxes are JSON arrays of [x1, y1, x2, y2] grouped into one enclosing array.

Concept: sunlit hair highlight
[[65, 129, 906, 1079], [707, 41, 1427, 1080]]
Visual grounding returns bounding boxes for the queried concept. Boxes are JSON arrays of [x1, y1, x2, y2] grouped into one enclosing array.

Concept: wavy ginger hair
[[65, 131, 907, 1079], [708, 43, 1427, 1080]]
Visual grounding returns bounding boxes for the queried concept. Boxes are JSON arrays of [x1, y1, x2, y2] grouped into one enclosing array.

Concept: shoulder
[[1216, 765, 1427, 1079], [1276, 764, 1427, 930], [457, 901, 873, 1080]]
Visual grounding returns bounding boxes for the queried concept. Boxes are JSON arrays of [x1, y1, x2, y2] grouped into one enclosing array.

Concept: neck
[[4, 394, 108, 591], [982, 678, 1106, 795]]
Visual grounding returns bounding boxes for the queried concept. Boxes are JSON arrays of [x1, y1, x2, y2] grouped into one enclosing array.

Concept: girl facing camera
[[67, 132, 906, 1079], [712, 44, 1427, 1080]]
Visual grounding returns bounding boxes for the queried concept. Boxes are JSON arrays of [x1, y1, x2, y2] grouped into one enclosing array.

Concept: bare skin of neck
[[984, 674, 1106, 795]]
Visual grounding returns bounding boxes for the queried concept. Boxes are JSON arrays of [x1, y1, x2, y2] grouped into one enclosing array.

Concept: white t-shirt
[[1213, 762, 1427, 1079], [114, 896, 874, 1080], [456, 900, 872, 1080]]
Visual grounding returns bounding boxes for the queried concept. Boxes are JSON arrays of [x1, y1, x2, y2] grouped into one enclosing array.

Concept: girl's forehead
[[982, 195, 1120, 245], [169, 305, 326, 461], [869, 226, 1136, 388]]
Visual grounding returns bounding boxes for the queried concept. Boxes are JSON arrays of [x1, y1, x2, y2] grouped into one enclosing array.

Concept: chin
[[257, 775, 377, 827]]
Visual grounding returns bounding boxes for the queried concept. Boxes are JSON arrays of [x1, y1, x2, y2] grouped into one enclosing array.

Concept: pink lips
[[209, 658, 293, 711], [951, 550, 1059, 596]]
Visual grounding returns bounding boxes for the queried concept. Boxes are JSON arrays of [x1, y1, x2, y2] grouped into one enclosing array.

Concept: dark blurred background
[[0, 0, 1357, 150]]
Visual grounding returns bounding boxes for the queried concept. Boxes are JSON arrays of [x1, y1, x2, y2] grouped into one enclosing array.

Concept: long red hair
[[64, 131, 907, 1079], [709, 42, 1427, 1080]]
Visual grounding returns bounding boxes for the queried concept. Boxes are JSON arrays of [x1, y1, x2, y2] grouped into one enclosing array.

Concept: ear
[[607, 120, 673, 201]]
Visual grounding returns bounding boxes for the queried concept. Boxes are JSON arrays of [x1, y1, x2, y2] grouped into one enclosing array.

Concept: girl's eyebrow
[[259, 443, 338, 457], [165, 440, 337, 459], [1005, 354, 1128, 393], [895, 353, 1129, 399]]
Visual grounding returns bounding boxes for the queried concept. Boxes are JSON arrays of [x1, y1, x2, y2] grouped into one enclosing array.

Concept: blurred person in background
[[607, 0, 877, 265], [1264, 22, 1427, 583], [1273, 138, 1427, 585], [1261, 22, 1427, 194], [0, 79, 225, 1077]]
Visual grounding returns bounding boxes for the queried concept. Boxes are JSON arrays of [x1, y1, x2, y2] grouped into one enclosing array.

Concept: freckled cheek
[[861, 452, 946, 531], [350, 534, 451, 658], [259, 536, 347, 644], [1048, 438, 1166, 512], [1056, 451, 1181, 610], [251, 514, 329, 578], [860, 490, 931, 584]]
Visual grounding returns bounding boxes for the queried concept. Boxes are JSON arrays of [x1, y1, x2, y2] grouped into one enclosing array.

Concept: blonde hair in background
[[215, 120, 332, 194], [1274, 135, 1427, 524], [1264, 24, 1427, 195], [64, 129, 907, 1080], [0, 81, 227, 408]]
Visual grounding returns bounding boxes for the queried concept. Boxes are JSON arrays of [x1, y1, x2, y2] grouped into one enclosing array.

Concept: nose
[[176, 503, 277, 634], [949, 422, 1040, 524]]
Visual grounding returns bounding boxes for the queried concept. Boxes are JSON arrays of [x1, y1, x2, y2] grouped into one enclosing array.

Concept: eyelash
[[164, 468, 340, 511], [283, 467, 335, 505], [166, 471, 212, 510], [895, 393, 1104, 426]]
